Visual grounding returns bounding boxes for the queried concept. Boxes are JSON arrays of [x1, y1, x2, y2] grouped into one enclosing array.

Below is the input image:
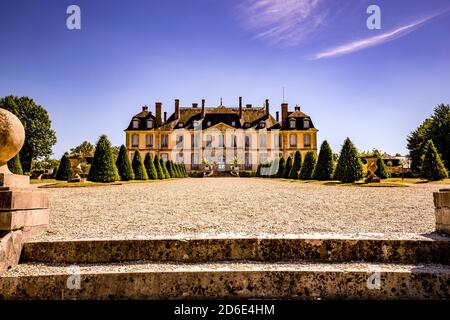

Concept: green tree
[[70, 141, 95, 157], [299, 151, 316, 180], [255, 163, 261, 177], [88, 135, 119, 182], [166, 160, 175, 178], [0, 95, 57, 172], [375, 157, 390, 179], [160, 158, 170, 179], [276, 157, 285, 178], [284, 156, 293, 179], [131, 151, 148, 180], [173, 162, 181, 178], [182, 163, 187, 177], [289, 151, 302, 179], [420, 140, 448, 181], [407, 104, 450, 172], [55, 153, 72, 181], [333, 138, 364, 183], [153, 155, 164, 179], [7, 154, 23, 175], [313, 140, 334, 180], [144, 153, 158, 180], [115, 145, 134, 181]]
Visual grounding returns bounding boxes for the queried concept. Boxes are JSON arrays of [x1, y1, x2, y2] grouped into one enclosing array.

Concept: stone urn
[[0, 108, 25, 175]]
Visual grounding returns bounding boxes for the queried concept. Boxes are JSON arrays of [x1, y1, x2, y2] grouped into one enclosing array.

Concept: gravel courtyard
[[35, 178, 449, 240]]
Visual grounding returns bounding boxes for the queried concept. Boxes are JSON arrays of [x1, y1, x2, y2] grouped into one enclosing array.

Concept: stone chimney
[[174, 99, 180, 120], [164, 112, 167, 122], [155, 102, 162, 124], [239, 96, 243, 118], [142, 105, 148, 112], [265, 99, 269, 115], [295, 105, 301, 111], [192, 103, 198, 108], [276, 111, 279, 122], [246, 104, 252, 109], [281, 103, 288, 125], [201, 99, 206, 118]]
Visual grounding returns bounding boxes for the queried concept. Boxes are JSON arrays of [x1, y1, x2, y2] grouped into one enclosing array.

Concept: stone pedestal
[[434, 189, 450, 235]]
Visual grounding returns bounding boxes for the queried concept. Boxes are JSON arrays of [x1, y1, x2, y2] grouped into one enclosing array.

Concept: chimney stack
[[239, 96, 243, 118], [276, 111, 279, 122], [192, 103, 198, 108], [142, 105, 148, 112], [295, 105, 300, 111], [246, 104, 252, 109], [155, 102, 162, 124], [265, 99, 269, 115], [164, 112, 167, 122], [281, 103, 288, 125], [201, 99, 206, 118], [174, 99, 180, 120]]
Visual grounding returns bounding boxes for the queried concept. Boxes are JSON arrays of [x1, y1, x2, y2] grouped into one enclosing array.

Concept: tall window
[[147, 120, 153, 129], [259, 134, 267, 148], [176, 153, 184, 163], [230, 135, 237, 148], [218, 134, 224, 147], [259, 153, 268, 163], [146, 134, 153, 147], [206, 135, 212, 148], [273, 134, 281, 148], [245, 153, 251, 169], [290, 119, 296, 129], [161, 153, 168, 162], [304, 134, 311, 147], [161, 134, 169, 148], [191, 134, 199, 148], [245, 135, 251, 148], [132, 134, 139, 147], [290, 134, 297, 147], [176, 134, 183, 148], [303, 118, 310, 129], [191, 153, 200, 168], [133, 119, 139, 129]]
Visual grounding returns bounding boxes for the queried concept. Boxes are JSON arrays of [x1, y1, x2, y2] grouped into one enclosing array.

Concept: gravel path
[[35, 178, 449, 240]]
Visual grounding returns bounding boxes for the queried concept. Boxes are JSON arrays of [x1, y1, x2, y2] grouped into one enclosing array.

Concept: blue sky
[[1, 0, 449, 158]]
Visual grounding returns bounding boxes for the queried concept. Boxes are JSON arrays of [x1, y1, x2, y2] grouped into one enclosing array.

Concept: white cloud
[[312, 12, 447, 60]]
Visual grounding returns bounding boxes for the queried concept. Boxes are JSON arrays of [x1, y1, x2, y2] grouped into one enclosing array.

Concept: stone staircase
[[1, 234, 450, 299]]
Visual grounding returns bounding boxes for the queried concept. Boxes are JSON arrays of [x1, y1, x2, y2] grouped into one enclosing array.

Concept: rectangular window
[[259, 134, 267, 148], [146, 134, 153, 147], [161, 134, 169, 148], [133, 120, 139, 129], [161, 153, 168, 162], [218, 135, 224, 147], [304, 134, 311, 147], [176, 153, 184, 163], [191, 134, 199, 148], [290, 134, 297, 147], [274, 134, 280, 148], [147, 120, 153, 129], [259, 153, 268, 163], [206, 135, 212, 148], [132, 134, 139, 147], [176, 134, 183, 148], [245, 153, 251, 170], [230, 135, 237, 148], [245, 136, 251, 148]]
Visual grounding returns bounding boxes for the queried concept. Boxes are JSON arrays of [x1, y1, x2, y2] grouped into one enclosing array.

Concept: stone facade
[[125, 98, 318, 171], [434, 189, 450, 234]]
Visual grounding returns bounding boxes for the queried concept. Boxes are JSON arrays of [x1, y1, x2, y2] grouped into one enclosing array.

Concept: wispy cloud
[[312, 11, 448, 60], [237, 0, 330, 47]]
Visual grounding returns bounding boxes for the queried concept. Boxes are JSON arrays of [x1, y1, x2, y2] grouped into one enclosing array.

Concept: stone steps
[[1, 234, 449, 299], [1, 261, 449, 299]]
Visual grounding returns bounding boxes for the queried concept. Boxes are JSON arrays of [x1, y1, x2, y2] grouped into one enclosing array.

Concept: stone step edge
[[2, 261, 449, 300], [21, 236, 450, 265]]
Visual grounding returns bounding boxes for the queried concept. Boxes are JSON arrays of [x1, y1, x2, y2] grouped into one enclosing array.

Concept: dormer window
[[147, 119, 153, 129], [231, 121, 236, 127], [260, 123, 265, 129], [289, 119, 296, 129], [244, 122, 251, 128], [132, 119, 139, 129], [207, 121, 212, 127], [177, 122, 184, 128], [303, 118, 310, 129]]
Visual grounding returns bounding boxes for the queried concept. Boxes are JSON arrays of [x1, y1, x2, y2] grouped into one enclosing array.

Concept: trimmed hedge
[[299, 151, 316, 180], [420, 139, 448, 181], [7, 154, 23, 175], [116, 145, 134, 181], [375, 157, 390, 179], [56, 153, 73, 181], [88, 135, 119, 182], [284, 156, 293, 179], [132, 151, 148, 180], [276, 157, 285, 178], [289, 151, 302, 179], [313, 140, 334, 180], [333, 138, 364, 183], [144, 153, 158, 180], [160, 158, 170, 179], [153, 155, 164, 179]]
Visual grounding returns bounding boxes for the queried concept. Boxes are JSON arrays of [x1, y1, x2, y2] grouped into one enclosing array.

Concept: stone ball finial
[[0, 108, 25, 167]]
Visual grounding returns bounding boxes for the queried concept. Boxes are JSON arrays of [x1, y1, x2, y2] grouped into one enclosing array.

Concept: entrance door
[[217, 155, 226, 171]]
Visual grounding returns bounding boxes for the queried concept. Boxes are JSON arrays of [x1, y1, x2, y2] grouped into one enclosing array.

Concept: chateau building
[[125, 98, 318, 171]]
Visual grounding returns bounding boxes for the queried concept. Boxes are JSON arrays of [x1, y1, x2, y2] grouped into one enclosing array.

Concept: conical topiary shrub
[[284, 156, 293, 179], [270, 158, 279, 178], [420, 140, 448, 181], [56, 152, 73, 181], [375, 157, 390, 179], [289, 151, 302, 179], [132, 151, 148, 180], [277, 157, 285, 178], [166, 160, 175, 178], [7, 154, 23, 175], [182, 163, 187, 177], [333, 138, 364, 183], [255, 163, 261, 177], [160, 158, 170, 179], [154, 155, 164, 179], [116, 145, 134, 181], [144, 153, 158, 180], [313, 140, 334, 180], [88, 135, 119, 182], [299, 151, 317, 180], [172, 162, 179, 178]]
